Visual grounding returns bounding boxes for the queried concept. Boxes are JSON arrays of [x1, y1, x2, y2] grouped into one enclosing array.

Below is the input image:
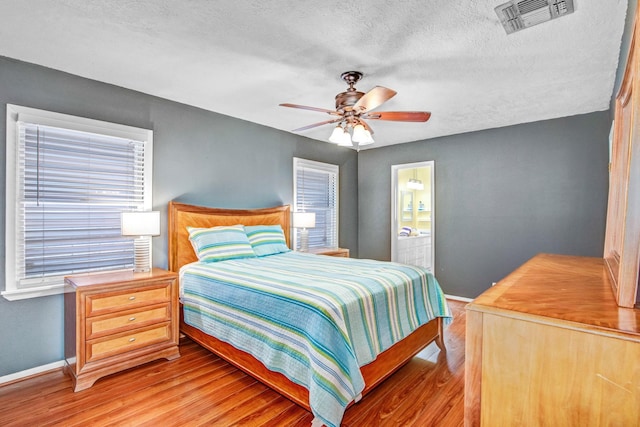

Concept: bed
[[168, 201, 451, 426]]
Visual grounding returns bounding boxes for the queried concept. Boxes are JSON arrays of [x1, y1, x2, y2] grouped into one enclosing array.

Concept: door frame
[[391, 160, 435, 269]]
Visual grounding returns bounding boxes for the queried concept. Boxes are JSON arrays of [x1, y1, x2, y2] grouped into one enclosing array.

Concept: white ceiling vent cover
[[495, 0, 575, 34]]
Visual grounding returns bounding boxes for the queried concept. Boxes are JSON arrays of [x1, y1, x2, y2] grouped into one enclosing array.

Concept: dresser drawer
[[86, 303, 171, 339], [86, 283, 171, 317], [86, 323, 172, 363]]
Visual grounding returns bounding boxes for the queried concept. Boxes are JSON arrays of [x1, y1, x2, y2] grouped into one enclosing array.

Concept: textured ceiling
[[0, 1, 629, 149]]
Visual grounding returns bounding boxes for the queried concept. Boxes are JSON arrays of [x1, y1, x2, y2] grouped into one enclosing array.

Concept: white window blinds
[[293, 158, 339, 250], [4, 105, 153, 300]]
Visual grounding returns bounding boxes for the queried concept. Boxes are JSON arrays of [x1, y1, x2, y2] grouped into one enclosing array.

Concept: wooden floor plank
[[135, 375, 260, 427], [0, 300, 466, 426], [233, 395, 300, 426], [27, 348, 219, 425], [62, 364, 239, 426]]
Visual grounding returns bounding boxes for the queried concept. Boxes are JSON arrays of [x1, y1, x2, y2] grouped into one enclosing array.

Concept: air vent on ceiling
[[495, 0, 575, 34]]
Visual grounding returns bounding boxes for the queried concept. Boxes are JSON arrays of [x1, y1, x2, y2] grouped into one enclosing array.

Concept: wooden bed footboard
[[180, 308, 444, 410]]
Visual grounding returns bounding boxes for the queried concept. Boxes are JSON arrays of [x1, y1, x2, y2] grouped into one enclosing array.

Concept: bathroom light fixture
[[407, 169, 424, 190], [407, 178, 424, 190]]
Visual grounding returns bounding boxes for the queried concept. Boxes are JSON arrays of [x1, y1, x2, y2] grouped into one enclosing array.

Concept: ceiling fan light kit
[[280, 71, 431, 149]]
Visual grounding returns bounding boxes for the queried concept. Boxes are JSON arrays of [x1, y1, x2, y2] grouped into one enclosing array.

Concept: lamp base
[[299, 228, 310, 252], [133, 236, 151, 272]]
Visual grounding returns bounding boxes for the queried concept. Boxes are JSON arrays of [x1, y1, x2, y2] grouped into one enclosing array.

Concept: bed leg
[[435, 317, 446, 352]]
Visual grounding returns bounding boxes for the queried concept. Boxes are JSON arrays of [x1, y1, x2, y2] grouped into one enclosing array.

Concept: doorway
[[391, 161, 434, 271]]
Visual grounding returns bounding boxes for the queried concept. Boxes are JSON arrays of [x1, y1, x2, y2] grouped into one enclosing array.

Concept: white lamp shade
[[292, 211, 316, 228], [329, 125, 344, 144], [351, 124, 367, 143], [337, 131, 353, 146], [358, 129, 375, 145], [121, 211, 161, 236]]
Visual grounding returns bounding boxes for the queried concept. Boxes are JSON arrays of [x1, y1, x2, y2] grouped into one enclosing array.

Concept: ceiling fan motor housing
[[336, 71, 366, 113], [335, 91, 365, 113]]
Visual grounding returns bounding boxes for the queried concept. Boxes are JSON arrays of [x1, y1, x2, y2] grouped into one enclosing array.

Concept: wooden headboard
[[167, 201, 291, 272]]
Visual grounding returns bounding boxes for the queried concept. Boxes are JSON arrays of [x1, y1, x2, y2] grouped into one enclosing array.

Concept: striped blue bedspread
[[180, 251, 451, 427]]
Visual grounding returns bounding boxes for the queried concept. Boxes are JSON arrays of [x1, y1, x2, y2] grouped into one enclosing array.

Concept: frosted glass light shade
[[351, 124, 367, 143], [329, 125, 344, 144], [358, 129, 374, 145], [337, 131, 353, 146], [407, 179, 424, 190]]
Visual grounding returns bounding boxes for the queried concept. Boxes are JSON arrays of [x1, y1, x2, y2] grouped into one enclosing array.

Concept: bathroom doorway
[[391, 161, 434, 271]]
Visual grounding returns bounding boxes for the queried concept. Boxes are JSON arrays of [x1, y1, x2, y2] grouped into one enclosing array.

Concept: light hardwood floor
[[0, 300, 466, 427]]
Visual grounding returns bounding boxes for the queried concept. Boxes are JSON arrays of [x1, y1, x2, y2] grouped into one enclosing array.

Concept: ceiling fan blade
[[353, 86, 397, 112], [363, 111, 431, 122], [279, 103, 341, 116], [292, 117, 343, 132]]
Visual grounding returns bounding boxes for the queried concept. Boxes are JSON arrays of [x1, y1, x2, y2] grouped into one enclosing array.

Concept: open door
[[391, 161, 435, 271]]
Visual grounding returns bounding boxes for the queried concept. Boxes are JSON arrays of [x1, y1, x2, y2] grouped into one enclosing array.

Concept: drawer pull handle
[[128, 317, 136, 322], [129, 337, 136, 342], [128, 296, 136, 301]]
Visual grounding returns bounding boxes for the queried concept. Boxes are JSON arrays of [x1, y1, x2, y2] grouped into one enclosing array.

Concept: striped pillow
[[187, 225, 256, 262], [244, 225, 290, 257]]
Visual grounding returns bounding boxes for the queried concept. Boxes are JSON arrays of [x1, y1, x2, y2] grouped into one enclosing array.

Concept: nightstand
[[307, 247, 350, 257], [64, 268, 180, 392]]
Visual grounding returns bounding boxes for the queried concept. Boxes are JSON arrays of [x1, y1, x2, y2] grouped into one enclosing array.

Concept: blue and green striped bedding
[[180, 251, 451, 427]]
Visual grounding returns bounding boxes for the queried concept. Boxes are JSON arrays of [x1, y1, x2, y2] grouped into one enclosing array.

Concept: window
[[293, 158, 339, 250], [4, 105, 153, 300]]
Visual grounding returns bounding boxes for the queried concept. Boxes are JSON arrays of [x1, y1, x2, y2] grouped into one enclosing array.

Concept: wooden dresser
[[64, 268, 180, 392], [465, 254, 640, 426]]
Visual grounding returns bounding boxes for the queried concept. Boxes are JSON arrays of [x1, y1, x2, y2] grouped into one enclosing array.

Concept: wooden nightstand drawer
[[86, 284, 171, 316], [86, 303, 171, 339], [86, 323, 172, 363]]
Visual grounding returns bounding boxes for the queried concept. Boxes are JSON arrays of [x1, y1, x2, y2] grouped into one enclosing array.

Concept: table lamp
[[292, 211, 316, 252], [121, 211, 160, 272]]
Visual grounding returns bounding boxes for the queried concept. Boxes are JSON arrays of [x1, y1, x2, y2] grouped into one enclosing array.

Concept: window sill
[[2, 283, 68, 301]]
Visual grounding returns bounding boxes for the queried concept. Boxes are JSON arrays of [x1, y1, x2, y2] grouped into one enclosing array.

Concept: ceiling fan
[[279, 71, 431, 147]]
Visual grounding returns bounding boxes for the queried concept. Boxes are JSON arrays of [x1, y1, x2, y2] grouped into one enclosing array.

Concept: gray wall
[[358, 111, 611, 299], [0, 56, 358, 376], [0, 8, 629, 374]]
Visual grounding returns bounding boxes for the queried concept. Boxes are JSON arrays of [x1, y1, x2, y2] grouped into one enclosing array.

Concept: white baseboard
[[445, 294, 473, 303], [0, 360, 64, 386]]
